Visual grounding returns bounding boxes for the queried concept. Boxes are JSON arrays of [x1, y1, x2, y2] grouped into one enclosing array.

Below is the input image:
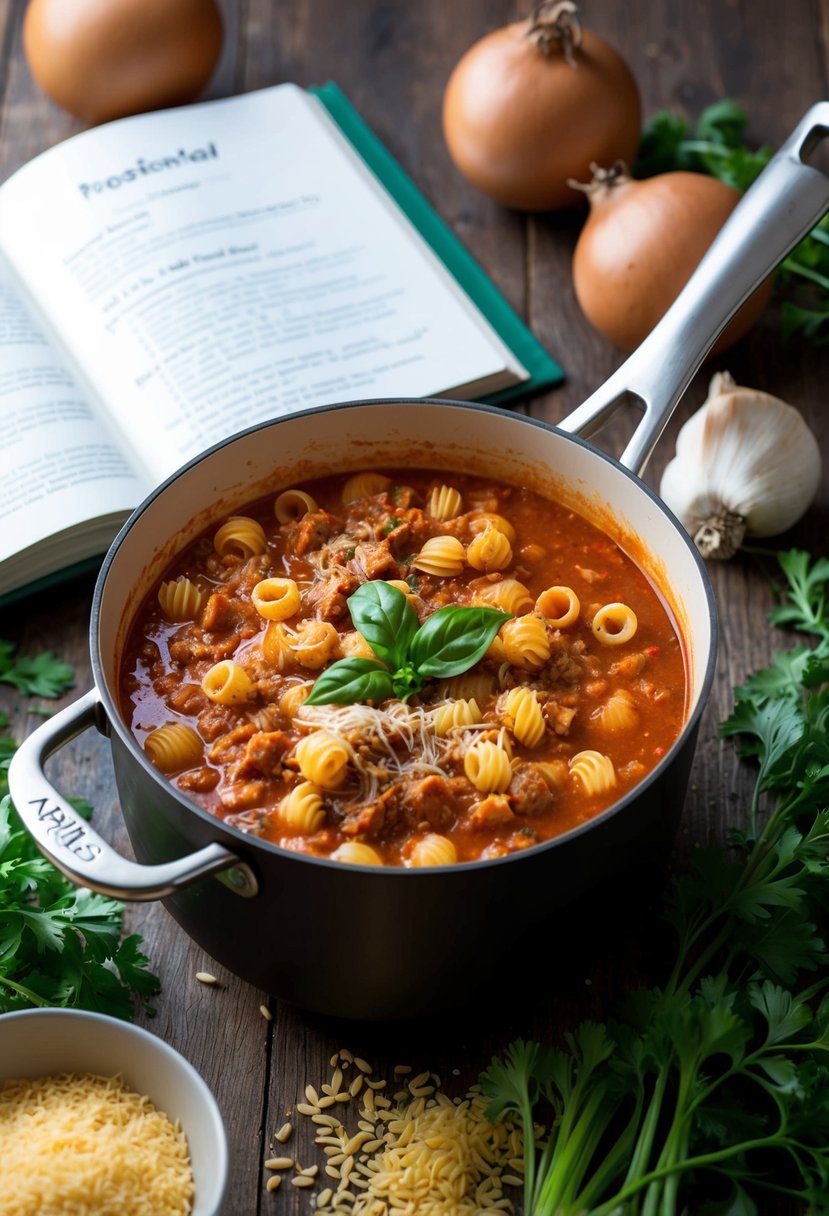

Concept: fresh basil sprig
[[305, 581, 511, 706]]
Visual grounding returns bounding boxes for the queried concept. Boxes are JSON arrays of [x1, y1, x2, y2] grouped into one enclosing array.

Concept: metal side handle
[[7, 690, 258, 901], [558, 101, 829, 476]]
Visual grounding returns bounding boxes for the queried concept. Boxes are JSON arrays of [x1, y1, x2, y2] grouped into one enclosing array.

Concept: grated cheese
[[0, 1071, 194, 1216]]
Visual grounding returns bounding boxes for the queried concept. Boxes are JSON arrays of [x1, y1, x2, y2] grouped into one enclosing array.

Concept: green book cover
[[309, 81, 564, 405]]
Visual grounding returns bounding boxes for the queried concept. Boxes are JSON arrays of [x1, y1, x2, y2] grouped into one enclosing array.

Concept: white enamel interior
[[97, 401, 714, 720]]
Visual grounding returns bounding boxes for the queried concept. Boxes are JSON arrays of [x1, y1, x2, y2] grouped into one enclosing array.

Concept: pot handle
[[557, 101, 829, 477], [7, 690, 259, 901]]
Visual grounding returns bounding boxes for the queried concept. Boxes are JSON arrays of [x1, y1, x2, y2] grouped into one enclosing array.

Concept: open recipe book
[[0, 82, 561, 602]]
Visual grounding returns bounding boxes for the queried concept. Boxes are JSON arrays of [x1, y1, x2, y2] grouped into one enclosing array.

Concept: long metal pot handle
[[7, 690, 258, 900], [558, 101, 829, 476]]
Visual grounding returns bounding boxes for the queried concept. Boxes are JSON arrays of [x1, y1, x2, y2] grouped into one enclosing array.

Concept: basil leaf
[[391, 663, 423, 704], [347, 581, 419, 670], [409, 606, 512, 678], [305, 658, 394, 706]]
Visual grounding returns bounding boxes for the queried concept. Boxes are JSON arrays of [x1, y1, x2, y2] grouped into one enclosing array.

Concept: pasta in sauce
[[120, 470, 687, 865]]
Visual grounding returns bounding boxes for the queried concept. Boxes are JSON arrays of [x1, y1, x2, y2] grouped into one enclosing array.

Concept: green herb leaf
[[0, 640, 75, 699], [408, 606, 511, 678], [304, 657, 394, 706], [346, 581, 419, 670]]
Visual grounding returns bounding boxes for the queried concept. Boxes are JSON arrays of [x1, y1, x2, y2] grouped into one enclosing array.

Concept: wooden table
[[1, 1, 827, 1212]]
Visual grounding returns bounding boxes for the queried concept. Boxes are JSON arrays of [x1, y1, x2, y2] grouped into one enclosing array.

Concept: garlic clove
[[659, 372, 822, 560]]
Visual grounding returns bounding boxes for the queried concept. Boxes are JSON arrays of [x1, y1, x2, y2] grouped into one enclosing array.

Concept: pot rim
[[91, 397, 718, 876]]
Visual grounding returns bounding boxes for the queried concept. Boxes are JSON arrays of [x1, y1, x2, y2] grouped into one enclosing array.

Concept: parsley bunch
[[0, 653, 159, 1019], [635, 99, 829, 345], [482, 550, 829, 1214]]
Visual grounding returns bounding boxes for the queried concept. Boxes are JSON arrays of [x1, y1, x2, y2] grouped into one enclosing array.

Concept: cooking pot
[[10, 105, 829, 1018]]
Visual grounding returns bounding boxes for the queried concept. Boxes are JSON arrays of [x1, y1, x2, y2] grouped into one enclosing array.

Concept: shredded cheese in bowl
[[0, 1071, 194, 1216]]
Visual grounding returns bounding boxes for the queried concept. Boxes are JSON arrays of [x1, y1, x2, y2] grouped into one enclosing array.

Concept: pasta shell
[[592, 603, 638, 645], [280, 683, 312, 718], [501, 614, 551, 670], [251, 577, 301, 621], [437, 671, 495, 704], [292, 620, 340, 670], [201, 660, 254, 705], [409, 834, 457, 867], [466, 526, 513, 573], [214, 516, 267, 559], [342, 472, 391, 503], [331, 841, 383, 866], [280, 782, 325, 832], [474, 578, 533, 616], [157, 576, 203, 622], [274, 489, 318, 523], [502, 687, 545, 748], [469, 512, 517, 545], [427, 484, 463, 520], [295, 730, 350, 789], [464, 738, 512, 793], [536, 585, 580, 629], [411, 535, 466, 577], [569, 750, 617, 796], [596, 689, 639, 732], [433, 698, 482, 736], [143, 723, 203, 773]]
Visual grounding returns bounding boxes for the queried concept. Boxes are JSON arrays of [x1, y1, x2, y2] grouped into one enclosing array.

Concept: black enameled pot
[[9, 105, 829, 1018]]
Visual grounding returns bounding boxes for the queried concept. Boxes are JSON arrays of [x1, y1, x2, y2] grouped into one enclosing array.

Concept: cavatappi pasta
[[121, 469, 686, 865]]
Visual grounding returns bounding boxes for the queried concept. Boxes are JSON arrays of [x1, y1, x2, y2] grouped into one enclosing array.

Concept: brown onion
[[570, 164, 773, 352], [23, 0, 224, 125], [442, 1, 641, 211]]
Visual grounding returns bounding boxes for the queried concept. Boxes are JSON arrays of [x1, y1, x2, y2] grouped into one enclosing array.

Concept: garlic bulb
[[659, 372, 822, 560]]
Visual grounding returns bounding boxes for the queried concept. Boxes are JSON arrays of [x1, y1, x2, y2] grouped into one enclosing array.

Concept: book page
[[0, 267, 146, 566], [0, 85, 524, 485]]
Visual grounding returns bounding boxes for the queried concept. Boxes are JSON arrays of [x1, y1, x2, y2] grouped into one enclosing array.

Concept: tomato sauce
[[119, 469, 687, 865]]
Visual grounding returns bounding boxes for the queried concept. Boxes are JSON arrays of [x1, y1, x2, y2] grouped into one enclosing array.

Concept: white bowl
[[0, 1008, 228, 1216]]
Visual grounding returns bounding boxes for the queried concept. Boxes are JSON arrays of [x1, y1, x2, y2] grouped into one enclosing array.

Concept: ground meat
[[384, 507, 432, 554], [207, 722, 256, 760], [350, 540, 401, 581], [165, 682, 208, 715], [399, 774, 464, 832], [168, 633, 238, 665], [177, 767, 220, 793], [200, 592, 236, 633], [292, 511, 336, 555], [305, 571, 360, 622], [197, 702, 240, 742], [232, 730, 292, 780], [467, 794, 515, 830], [540, 698, 577, 736], [509, 764, 556, 817], [341, 799, 388, 839], [220, 780, 267, 811]]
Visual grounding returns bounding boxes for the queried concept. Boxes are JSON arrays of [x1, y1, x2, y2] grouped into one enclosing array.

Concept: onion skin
[[571, 169, 773, 352], [442, 18, 641, 211], [23, 0, 224, 125]]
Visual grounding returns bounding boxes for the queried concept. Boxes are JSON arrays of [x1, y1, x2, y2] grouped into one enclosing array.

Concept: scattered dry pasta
[[214, 515, 266, 559], [285, 1050, 522, 1215], [144, 723, 202, 773]]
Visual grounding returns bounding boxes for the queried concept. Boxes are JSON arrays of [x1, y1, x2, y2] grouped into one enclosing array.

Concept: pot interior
[[95, 400, 715, 754]]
